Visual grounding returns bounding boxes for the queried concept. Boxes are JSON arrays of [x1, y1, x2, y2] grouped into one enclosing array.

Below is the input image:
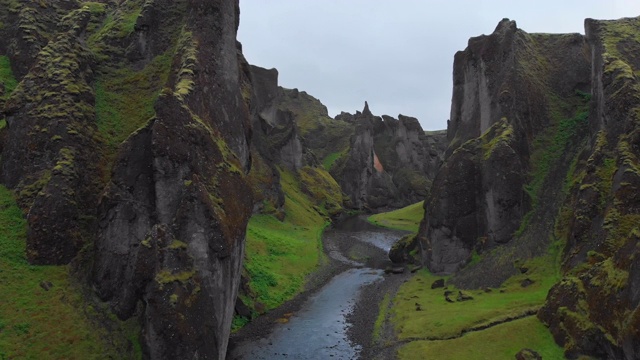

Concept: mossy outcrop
[[248, 65, 446, 213], [332, 103, 446, 210], [0, 1, 100, 264], [418, 19, 591, 275], [1, 0, 254, 358], [416, 15, 640, 359], [538, 16, 640, 359], [91, 0, 253, 358]]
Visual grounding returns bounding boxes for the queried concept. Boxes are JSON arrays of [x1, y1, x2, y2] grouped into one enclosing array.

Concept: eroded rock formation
[[1, 0, 254, 358], [419, 19, 591, 274], [332, 103, 446, 210], [416, 15, 640, 359], [247, 65, 446, 213], [538, 17, 640, 359]]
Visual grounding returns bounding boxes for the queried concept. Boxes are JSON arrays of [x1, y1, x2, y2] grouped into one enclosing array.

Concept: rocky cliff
[[416, 16, 640, 359], [538, 17, 640, 359], [247, 65, 446, 213], [246, 65, 343, 219], [418, 19, 591, 274], [332, 103, 446, 210], [0, 0, 253, 358]]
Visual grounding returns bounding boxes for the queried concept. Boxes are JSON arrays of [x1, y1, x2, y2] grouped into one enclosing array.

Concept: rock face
[[538, 17, 640, 359], [246, 65, 343, 218], [1, 0, 254, 358], [247, 66, 445, 213], [332, 103, 446, 210], [418, 19, 591, 274], [1, 3, 100, 265], [332, 103, 398, 209], [92, 1, 253, 358], [417, 15, 640, 359]]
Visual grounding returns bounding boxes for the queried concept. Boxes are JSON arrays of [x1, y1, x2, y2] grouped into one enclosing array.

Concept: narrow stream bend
[[229, 216, 407, 360]]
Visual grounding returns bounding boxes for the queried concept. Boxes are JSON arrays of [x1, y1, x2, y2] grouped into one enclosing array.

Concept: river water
[[229, 216, 405, 360]]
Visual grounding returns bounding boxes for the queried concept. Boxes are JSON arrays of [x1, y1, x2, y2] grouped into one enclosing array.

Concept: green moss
[[368, 201, 424, 233], [391, 249, 560, 342], [322, 150, 345, 171], [373, 293, 391, 344], [140, 236, 151, 248], [517, 93, 590, 236], [278, 90, 353, 162], [169, 293, 179, 307], [173, 29, 197, 100], [0, 185, 135, 358], [155, 270, 196, 285], [589, 258, 628, 292], [231, 315, 250, 333], [87, 1, 141, 49], [397, 316, 564, 360], [17, 170, 51, 205], [167, 240, 187, 250], [481, 117, 514, 160], [0, 55, 18, 101], [387, 248, 565, 358], [244, 167, 329, 311], [94, 51, 172, 161], [298, 166, 344, 217]]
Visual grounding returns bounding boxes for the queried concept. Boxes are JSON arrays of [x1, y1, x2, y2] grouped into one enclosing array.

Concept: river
[[228, 215, 408, 360]]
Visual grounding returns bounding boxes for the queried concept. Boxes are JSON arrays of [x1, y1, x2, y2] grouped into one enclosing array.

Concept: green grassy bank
[[0, 186, 137, 359], [368, 201, 424, 233], [388, 252, 563, 359]]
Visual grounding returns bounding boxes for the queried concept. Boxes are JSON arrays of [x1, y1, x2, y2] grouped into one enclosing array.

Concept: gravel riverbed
[[227, 216, 410, 359]]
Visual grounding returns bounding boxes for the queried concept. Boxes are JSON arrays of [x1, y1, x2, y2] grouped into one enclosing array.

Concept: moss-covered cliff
[[419, 19, 591, 276], [538, 16, 640, 359], [414, 16, 640, 359], [0, 0, 253, 358]]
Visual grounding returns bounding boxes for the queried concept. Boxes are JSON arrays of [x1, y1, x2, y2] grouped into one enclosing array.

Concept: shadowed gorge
[[0, 1, 639, 359]]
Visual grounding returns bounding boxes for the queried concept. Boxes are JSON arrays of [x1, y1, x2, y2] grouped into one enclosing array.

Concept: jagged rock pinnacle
[[362, 101, 372, 116]]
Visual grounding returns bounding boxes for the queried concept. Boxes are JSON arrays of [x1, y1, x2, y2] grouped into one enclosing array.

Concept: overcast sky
[[238, 1, 640, 130]]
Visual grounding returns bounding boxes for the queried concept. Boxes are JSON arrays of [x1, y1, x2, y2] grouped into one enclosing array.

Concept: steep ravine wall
[[0, 0, 254, 358], [332, 103, 446, 210], [538, 16, 640, 359], [418, 19, 591, 275], [248, 65, 447, 212], [91, 1, 253, 358], [416, 15, 640, 359]]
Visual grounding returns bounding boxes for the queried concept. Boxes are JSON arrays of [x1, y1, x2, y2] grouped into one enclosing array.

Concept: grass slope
[[398, 317, 563, 360], [368, 201, 424, 233], [0, 55, 18, 130], [390, 250, 563, 359], [0, 55, 18, 99], [0, 186, 134, 359], [243, 168, 328, 311]]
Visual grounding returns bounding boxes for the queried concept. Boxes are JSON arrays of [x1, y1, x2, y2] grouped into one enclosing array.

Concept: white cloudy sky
[[238, 1, 640, 130]]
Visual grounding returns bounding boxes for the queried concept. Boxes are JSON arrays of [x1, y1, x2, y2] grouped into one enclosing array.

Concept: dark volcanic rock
[[333, 104, 398, 210], [515, 348, 542, 360], [431, 278, 445, 289], [246, 65, 345, 219], [418, 18, 591, 275], [520, 278, 534, 288], [244, 67, 446, 212], [538, 16, 640, 360], [331, 103, 446, 211], [456, 291, 474, 302], [1, 5, 100, 264], [389, 233, 420, 264], [92, 1, 253, 358]]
